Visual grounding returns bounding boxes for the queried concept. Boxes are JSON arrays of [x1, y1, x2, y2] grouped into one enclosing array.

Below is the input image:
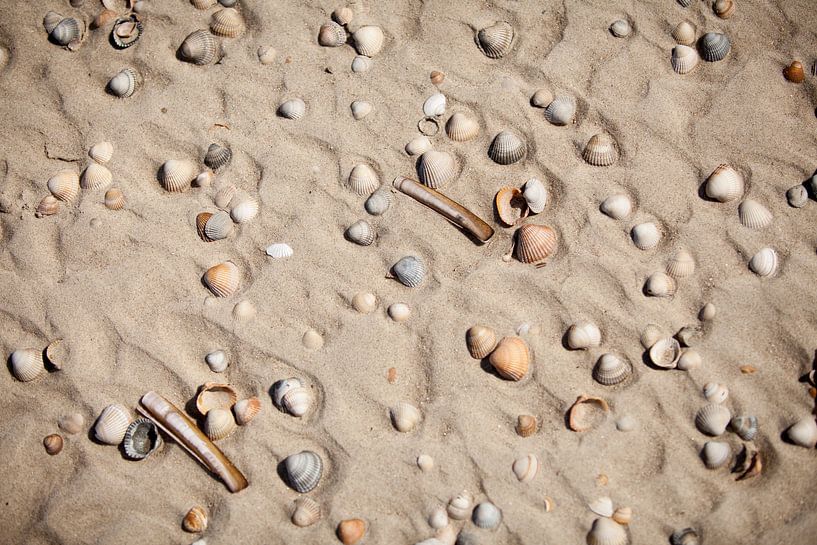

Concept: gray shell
[[345, 220, 375, 246], [179, 29, 217, 65], [204, 143, 232, 170], [108, 68, 137, 98], [488, 130, 525, 165], [472, 501, 502, 529], [51, 17, 81, 46], [122, 418, 162, 459], [204, 211, 233, 241], [730, 415, 758, 441], [364, 187, 392, 216], [544, 96, 576, 126], [392, 256, 426, 287], [786, 185, 808, 208], [699, 32, 730, 62], [283, 450, 323, 492]]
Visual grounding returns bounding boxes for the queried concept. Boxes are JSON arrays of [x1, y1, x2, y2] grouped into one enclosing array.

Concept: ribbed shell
[[649, 337, 681, 368], [183, 506, 208, 533], [81, 163, 113, 190], [786, 417, 817, 448], [180, 30, 217, 65], [10, 349, 46, 382], [204, 211, 233, 241], [43, 11, 63, 34], [234, 397, 261, 425], [671, 529, 700, 545], [472, 502, 502, 529], [701, 441, 731, 469], [89, 142, 114, 164], [631, 222, 661, 250], [278, 98, 306, 120], [160, 159, 197, 192], [749, 248, 778, 277], [191, 0, 216, 8], [476, 21, 514, 59], [94, 404, 131, 445], [203, 261, 240, 296], [51, 18, 81, 46], [266, 243, 293, 259], [364, 187, 392, 215], [347, 163, 380, 195], [122, 418, 162, 459], [230, 197, 259, 224], [714, 0, 736, 18], [392, 256, 426, 287], [445, 113, 480, 141], [600, 194, 632, 219], [672, 21, 696, 45], [666, 249, 695, 278], [284, 451, 323, 492], [111, 18, 143, 49], [417, 150, 457, 188], [695, 403, 731, 436], [592, 354, 632, 385], [210, 8, 245, 37], [272, 378, 302, 409], [730, 415, 758, 441], [515, 224, 558, 263], [544, 96, 576, 126], [282, 387, 314, 417], [516, 415, 537, 437], [566, 322, 602, 350], [705, 164, 743, 202], [332, 6, 354, 25], [522, 178, 548, 213], [47, 171, 80, 203], [530, 88, 554, 108], [677, 0, 693, 6], [345, 219, 375, 246], [488, 336, 530, 381], [104, 187, 125, 210], [107, 68, 137, 98], [292, 497, 321, 527], [582, 133, 617, 166], [671, 45, 700, 74], [352, 25, 384, 56], [196, 212, 213, 240], [587, 518, 628, 545], [214, 184, 237, 208], [318, 21, 347, 47], [738, 199, 773, 229], [204, 407, 236, 440], [466, 325, 498, 359], [512, 453, 539, 482], [36, 195, 59, 218], [488, 130, 525, 165], [700, 32, 730, 62], [390, 401, 422, 432], [644, 272, 676, 297]]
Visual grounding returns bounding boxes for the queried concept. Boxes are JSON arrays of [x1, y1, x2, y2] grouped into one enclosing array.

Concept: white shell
[[417, 150, 456, 189], [351, 55, 371, 73], [609, 19, 631, 38], [390, 401, 421, 432], [703, 383, 729, 404], [278, 98, 306, 120], [447, 491, 473, 520], [388, 303, 411, 322], [592, 354, 631, 385], [205, 350, 228, 373], [738, 199, 773, 229], [530, 88, 553, 108], [786, 417, 817, 448], [353, 25, 384, 57], [695, 403, 731, 436], [666, 249, 695, 278], [257, 45, 276, 65], [89, 142, 114, 164], [365, 187, 392, 215], [472, 502, 501, 529], [352, 292, 377, 313], [641, 324, 663, 349], [586, 517, 627, 545], [445, 112, 480, 142], [600, 194, 631, 219], [672, 21, 696, 45], [204, 407, 236, 440], [81, 163, 113, 190], [47, 171, 80, 203], [649, 337, 681, 368], [748, 248, 778, 277], [512, 454, 538, 483], [588, 496, 614, 518], [348, 163, 380, 195], [644, 272, 676, 297], [417, 453, 434, 472], [405, 136, 432, 156], [160, 159, 196, 192], [428, 506, 448, 529], [351, 100, 373, 120], [282, 386, 314, 417], [566, 322, 601, 350], [272, 378, 302, 408], [488, 130, 525, 165], [705, 165, 743, 202], [544, 95, 576, 126], [291, 497, 321, 527], [345, 219, 375, 246], [107, 68, 137, 98], [230, 197, 259, 224], [10, 349, 46, 382], [283, 450, 323, 492], [676, 349, 702, 370], [631, 222, 661, 250], [423, 93, 446, 117], [266, 243, 293, 259], [94, 404, 132, 445], [392, 256, 426, 287], [671, 45, 700, 74], [522, 178, 548, 213], [701, 441, 731, 469]]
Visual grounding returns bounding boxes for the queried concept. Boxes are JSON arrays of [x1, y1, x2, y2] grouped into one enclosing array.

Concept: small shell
[[696, 403, 731, 436], [495, 186, 529, 226], [191, 0, 216, 10], [430, 70, 445, 85], [351, 55, 371, 73], [466, 325, 498, 359], [613, 507, 633, 525], [92, 9, 118, 29], [784, 61, 805, 83], [786, 417, 817, 448], [51, 17, 82, 47], [417, 150, 457, 189], [786, 185, 808, 208], [738, 199, 773, 229], [210, 8, 245, 37], [705, 164, 743, 202], [488, 130, 525, 165], [351, 292, 377, 313], [703, 383, 729, 404], [183, 506, 208, 533], [748, 248, 778, 277], [672, 21, 696, 45], [204, 143, 232, 171], [284, 450, 323, 492], [676, 349, 702, 370], [417, 453, 434, 472], [610, 19, 631, 38], [204, 211, 233, 241], [699, 303, 716, 321], [428, 506, 448, 529], [230, 197, 259, 224], [566, 322, 602, 350], [423, 93, 447, 117], [488, 336, 530, 381], [318, 21, 346, 47], [214, 183, 237, 208], [292, 497, 321, 527], [337, 519, 366, 545], [353, 25, 384, 57], [616, 415, 637, 432], [58, 413, 85, 435], [476, 21, 514, 59], [122, 418, 162, 459], [94, 404, 132, 445], [36, 195, 60, 218], [699, 32, 731, 62], [47, 171, 80, 203], [671, 44, 700, 74], [640, 324, 663, 349], [631, 222, 661, 250], [302, 329, 323, 350], [44, 11, 63, 34], [111, 18, 143, 49], [196, 382, 238, 415], [104, 187, 125, 210], [472, 502, 502, 529], [81, 163, 113, 191], [257, 45, 276, 65], [160, 159, 196, 192], [266, 242, 293, 259], [278, 98, 306, 120], [649, 337, 681, 368], [515, 224, 558, 264], [644, 272, 676, 297], [44, 434, 63, 455], [445, 112, 480, 141], [282, 386, 315, 417], [89, 142, 113, 164], [405, 136, 432, 156], [348, 163, 380, 195], [588, 496, 614, 518], [365, 187, 392, 215], [345, 219, 375, 246], [351, 100, 372, 120], [512, 454, 538, 483], [234, 301, 256, 320], [730, 415, 758, 441], [390, 401, 422, 432], [108, 67, 137, 98], [701, 441, 731, 469], [234, 397, 261, 425], [544, 95, 576, 126], [387, 303, 411, 322], [205, 350, 228, 373], [10, 349, 46, 382], [592, 354, 632, 385], [44, 339, 66, 370], [392, 256, 426, 288], [447, 491, 473, 520], [586, 517, 627, 545], [714, 0, 735, 18], [582, 133, 618, 166], [516, 414, 537, 437], [522, 178, 548, 214], [666, 249, 695, 278], [272, 378, 302, 408], [671, 528, 701, 545], [203, 261, 240, 297], [332, 6, 353, 25], [600, 194, 632, 219], [204, 407, 236, 440]]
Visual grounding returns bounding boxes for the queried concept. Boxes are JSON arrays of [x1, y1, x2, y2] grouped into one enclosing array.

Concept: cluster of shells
[[466, 325, 531, 381]]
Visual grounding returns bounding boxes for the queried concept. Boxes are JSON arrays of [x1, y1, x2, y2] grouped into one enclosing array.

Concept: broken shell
[[234, 397, 261, 425], [714, 0, 735, 18], [351, 100, 372, 120], [786, 185, 808, 208], [365, 187, 392, 215], [183, 506, 208, 533], [428, 506, 448, 529], [353, 25, 384, 56], [266, 242, 293, 259], [92, 9, 118, 29], [390, 401, 422, 432], [204, 407, 237, 441], [447, 491, 473, 520], [160, 159, 196, 192], [204, 143, 232, 171], [230, 196, 259, 224], [612, 507, 632, 525], [609, 19, 631, 38], [36, 195, 60, 218], [473, 502, 502, 529], [89, 142, 113, 164], [423, 93, 446, 117], [292, 497, 321, 527], [530, 88, 553, 107], [703, 383, 729, 404], [784, 61, 805, 83], [205, 350, 228, 373], [589, 496, 614, 518], [104, 187, 125, 210], [600, 194, 632, 219], [210, 8, 245, 37], [10, 349, 46, 382], [671, 44, 700, 74], [631, 222, 661, 250], [516, 414, 537, 437], [94, 404, 132, 445], [445, 112, 480, 141], [203, 211, 233, 241], [387, 302, 411, 322], [203, 261, 240, 297], [522, 178, 548, 214], [392, 256, 426, 287], [671, 528, 700, 545], [318, 21, 347, 47], [51, 17, 82, 47], [111, 17, 143, 49], [495, 186, 529, 226], [417, 453, 434, 471], [705, 164, 743, 202], [649, 337, 681, 368], [47, 171, 80, 203], [345, 219, 375, 246], [696, 403, 731, 436], [58, 413, 85, 435], [466, 325, 498, 359], [351, 292, 377, 313], [583, 133, 617, 166], [284, 450, 323, 492], [592, 354, 632, 385], [122, 418, 162, 459], [278, 98, 306, 120], [405, 136, 432, 156], [108, 67, 137, 97], [44, 434, 63, 455], [644, 272, 676, 297], [348, 163, 380, 195], [786, 417, 817, 448], [699, 32, 730, 62], [515, 224, 558, 264], [180, 29, 217, 65], [676, 349, 702, 371], [748, 247, 778, 277], [566, 322, 602, 350], [738, 199, 773, 229], [417, 150, 457, 188], [672, 21, 696, 45], [476, 21, 514, 59], [488, 336, 530, 381], [351, 55, 371, 73], [81, 163, 113, 190], [666, 248, 695, 278], [586, 517, 627, 545], [488, 130, 525, 165], [730, 415, 758, 441], [196, 382, 238, 415], [337, 519, 366, 545], [544, 95, 576, 126], [512, 454, 538, 483], [701, 441, 731, 469]]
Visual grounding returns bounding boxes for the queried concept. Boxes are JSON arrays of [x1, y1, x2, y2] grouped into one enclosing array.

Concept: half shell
[[351, 292, 377, 314], [203, 211, 233, 241], [631, 222, 661, 250], [47, 171, 80, 203], [644, 272, 676, 297], [387, 303, 411, 322], [495, 187, 528, 226], [122, 418, 162, 459], [196, 382, 238, 415], [351, 55, 371, 73], [203, 261, 240, 296], [351, 100, 372, 120], [417, 150, 457, 188], [160, 159, 196, 192], [566, 322, 602, 350], [786, 417, 817, 448], [672, 21, 696, 45], [352, 25, 384, 57], [111, 17, 143, 49], [748, 248, 778, 277], [318, 21, 346, 47], [476, 21, 514, 59], [10, 348, 46, 382], [705, 164, 743, 202], [445, 112, 480, 141], [695, 403, 731, 436], [649, 337, 681, 368], [345, 219, 375, 246], [234, 397, 261, 425], [348, 163, 380, 195], [104, 187, 125, 210], [515, 224, 558, 264], [544, 95, 576, 126], [210, 8, 245, 37], [392, 256, 426, 287], [284, 450, 323, 492], [568, 395, 609, 432], [466, 325, 497, 359], [390, 401, 422, 432], [701, 441, 731, 469], [582, 133, 617, 166], [292, 497, 321, 527], [666, 249, 695, 278], [587, 517, 627, 545], [738, 199, 772, 229], [592, 354, 632, 385], [204, 143, 231, 170], [278, 98, 306, 120], [266, 243, 293, 259], [488, 336, 530, 381], [81, 163, 113, 190], [488, 130, 525, 165], [94, 404, 131, 445]]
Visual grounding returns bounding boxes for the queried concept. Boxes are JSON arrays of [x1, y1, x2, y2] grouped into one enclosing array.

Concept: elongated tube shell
[[488, 336, 530, 381]]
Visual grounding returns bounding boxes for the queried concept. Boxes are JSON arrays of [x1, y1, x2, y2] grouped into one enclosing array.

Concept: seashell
[[600, 194, 632, 219], [488, 336, 530, 381], [196, 212, 213, 240], [203, 261, 240, 297], [353, 25, 384, 57], [92, 9, 118, 30], [609, 19, 631, 38], [671, 528, 700, 545], [292, 497, 321, 527], [592, 354, 632, 385], [94, 404, 131, 445], [351, 55, 371, 73], [784, 61, 805, 83], [392, 255, 426, 287], [333, 7, 354, 26], [522, 178, 548, 214], [233, 299, 256, 321], [488, 130, 525, 165], [159, 159, 197, 193], [348, 163, 380, 195], [466, 325, 497, 359], [671, 44, 700, 74], [582, 133, 617, 166], [44, 434, 63, 455], [365, 187, 392, 215], [430, 70, 445, 85], [318, 21, 347, 47], [351, 292, 377, 313], [544, 95, 576, 126], [417, 150, 457, 188], [429, 506, 449, 529], [58, 413, 85, 435], [613, 507, 633, 525], [205, 350, 228, 373], [302, 329, 323, 349], [495, 186, 528, 226], [516, 414, 537, 437], [89, 142, 113, 164], [10, 348, 46, 382], [44, 12, 63, 34], [47, 171, 80, 203], [644, 272, 676, 297], [701, 441, 731, 469], [666, 249, 695, 278], [213, 183, 237, 208], [210, 8, 245, 37], [351, 100, 372, 120], [284, 450, 323, 492], [405, 136, 432, 156], [43, 338, 66, 370], [588, 496, 614, 518], [649, 337, 681, 368], [699, 32, 731, 62], [417, 453, 434, 471], [36, 195, 60, 218], [81, 163, 113, 191], [748, 247, 778, 277], [266, 242, 293, 259], [714, 0, 735, 19], [51, 17, 81, 47], [447, 491, 473, 520], [278, 98, 306, 120], [678, 325, 699, 346], [345, 219, 375, 246], [257, 45, 276, 65], [676, 349, 702, 370], [390, 401, 422, 432], [476, 21, 514, 59], [704, 164, 743, 202], [203, 211, 233, 241], [703, 383, 729, 404], [473, 502, 502, 529], [699, 303, 716, 321], [191, 0, 216, 8], [640, 324, 663, 349], [234, 397, 261, 425], [515, 224, 558, 264], [204, 143, 231, 171], [512, 454, 538, 483], [204, 407, 236, 440], [445, 112, 480, 141], [730, 415, 758, 441], [738, 199, 772, 229], [566, 322, 602, 350], [230, 197, 259, 224], [586, 517, 627, 545], [530, 88, 554, 108], [786, 417, 817, 448], [282, 385, 314, 417], [122, 418, 162, 459], [631, 222, 661, 250], [616, 415, 637, 432], [183, 506, 208, 533], [111, 18, 143, 49], [337, 519, 366, 545], [696, 403, 731, 436], [672, 21, 696, 45], [786, 185, 808, 208], [423, 93, 447, 117], [387, 302, 411, 322], [272, 378, 303, 409], [196, 382, 238, 415], [104, 187, 125, 210]]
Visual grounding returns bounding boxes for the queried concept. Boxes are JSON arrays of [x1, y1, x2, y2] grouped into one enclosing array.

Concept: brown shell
[[36, 195, 60, 218], [495, 186, 529, 226], [182, 506, 208, 533], [43, 434, 63, 455], [784, 61, 805, 83], [196, 212, 213, 241], [488, 336, 530, 381], [516, 414, 537, 437], [515, 224, 558, 264], [91, 9, 117, 30], [466, 325, 498, 359], [567, 394, 609, 432], [196, 382, 238, 415], [337, 519, 366, 545], [233, 397, 261, 425], [430, 70, 445, 85]]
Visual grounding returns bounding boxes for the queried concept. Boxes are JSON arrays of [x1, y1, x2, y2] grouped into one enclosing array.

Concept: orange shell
[[515, 224, 558, 263], [495, 186, 529, 226], [784, 61, 805, 83], [203, 261, 240, 297], [337, 518, 366, 545], [516, 414, 537, 437], [196, 212, 213, 241], [182, 506, 208, 533], [567, 394, 609, 432], [488, 336, 530, 381], [196, 382, 239, 415]]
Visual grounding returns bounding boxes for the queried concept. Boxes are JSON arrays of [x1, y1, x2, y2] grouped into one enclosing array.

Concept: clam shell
[[47, 171, 80, 203], [677, 0, 693, 5], [592, 353, 632, 385], [582, 133, 617, 166], [230, 197, 259, 224], [699, 32, 730, 62], [544, 95, 576, 126], [447, 491, 473, 520], [600, 194, 632, 219], [44, 11, 63, 34], [786, 417, 817, 448], [196, 382, 238, 415], [695, 403, 731, 436], [203, 211, 233, 241], [530, 88, 553, 108], [666, 249, 695, 278], [649, 337, 681, 368], [495, 186, 528, 226], [210, 8, 245, 37], [587, 517, 627, 545], [701, 441, 731, 469], [351, 55, 371, 73], [714, 0, 735, 18], [515, 224, 558, 264], [392, 255, 426, 287], [204, 407, 236, 440], [672, 21, 696, 45], [353, 25, 384, 57], [44, 434, 63, 455], [58, 413, 85, 435], [748, 247, 778, 277], [282, 386, 314, 417], [640, 324, 663, 349], [738, 199, 772, 229], [423, 93, 447, 117], [45, 339, 68, 370], [516, 414, 537, 437], [671, 528, 701, 545], [160, 159, 196, 192], [51, 17, 81, 46], [512, 454, 538, 483], [94, 404, 131, 445], [89, 142, 114, 164], [10, 348, 46, 382], [284, 450, 323, 492], [122, 418, 162, 459], [345, 219, 375, 246], [266, 242, 293, 259], [233, 397, 261, 425], [104, 187, 125, 210], [292, 497, 321, 527], [472, 502, 502, 529], [278, 98, 306, 120], [352, 292, 377, 313], [787, 185, 808, 208], [387, 302, 411, 322], [671, 44, 700, 74], [348, 163, 380, 195], [631, 222, 661, 250], [488, 130, 525, 165], [566, 322, 602, 350], [390, 401, 422, 432], [488, 336, 530, 381], [204, 349, 228, 372], [405, 136, 432, 156], [351, 100, 372, 120], [522, 178, 548, 214], [318, 21, 347, 47], [589, 496, 614, 517], [476, 21, 514, 59], [196, 212, 213, 240], [676, 349, 702, 370], [332, 6, 353, 25], [183, 506, 208, 533], [730, 415, 758, 441], [36, 195, 60, 218], [203, 261, 240, 296], [417, 150, 457, 188], [784, 61, 805, 83], [272, 378, 303, 409], [204, 143, 231, 170], [609, 19, 631, 38], [337, 519, 366, 545], [111, 18, 142, 49], [365, 187, 392, 215], [429, 506, 448, 529], [612, 507, 633, 525], [644, 272, 676, 297], [705, 164, 743, 202], [466, 325, 497, 359], [191, 0, 217, 9], [214, 183, 237, 208], [416, 454, 433, 471], [445, 112, 480, 141], [703, 383, 729, 404], [81, 163, 113, 190]]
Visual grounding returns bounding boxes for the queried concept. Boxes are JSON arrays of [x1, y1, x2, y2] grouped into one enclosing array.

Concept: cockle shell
[[671, 45, 700, 74], [417, 150, 457, 188], [47, 171, 80, 203], [351, 55, 371, 73], [44, 339, 67, 371], [515, 224, 558, 263], [94, 404, 131, 445], [390, 401, 422, 432], [196, 212, 213, 240], [351, 100, 372, 120], [700, 32, 730, 62], [204, 143, 232, 170], [123, 418, 162, 459], [214, 183, 237, 208], [230, 196, 259, 223], [318, 21, 347, 47], [472, 502, 502, 529], [589, 496, 614, 518], [466, 325, 497, 359], [544, 95, 576, 126], [705, 164, 743, 202], [203, 211, 233, 241], [257, 45, 276, 65], [345, 219, 375, 246], [108, 68, 137, 98], [337, 519, 366, 545], [348, 163, 380, 195], [210, 8, 245, 37], [696, 403, 731, 436], [666, 249, 695, 278], [104, 187, 125, 210], [582, 133, 617, 166], [512, 454, 538, 483], [405, 136, 432, 156], [44, 434, 63, 455], [44, 11, 63, 34], [530, 88, 553, 108], [59, 413, 85, 435], [640, 324, 663, 349], [631, 222, 661, 250], [204, 407, 236, 440], [644, 272, 676, 297], [81, 163, 113, 190], [351, 292, 377, 313], [10, 348, 46, 382], [714, 0, 735, 18], [292, 497, 321, 527], [234, 397, 261, 425], [748, 248, 778, 277], [196, 382, 238, 415], [495, 186, 528, 226], [392, 256, 426, 287], [284, 450, 323, 492], [281, 384, 314, 417], [447, 491, 473, 520], [672, 21, 696, 45], [191, 0, 216, 9], [233, 300, 256, 321], [610, 19, 631, 38], [786, 417, 817, 448], [183, 506, 208, 533], [612, 507, 633, 525], [428, 506, 448, 529], [36, 195, 60, 218], [592, 354, 632, 385], [671, 528, 701, 545], [784, 61, 805, 83], [566, 322, 602, 350], [278, 98, 306, 120], [353, 25, 384, 57], [332, 6, 353, 25], [730, 415, 758, 441], [516, 414, 537, 437], [266, 242, 293, 259], [600, 194, 632, 219], [160, 159, 196, 192], [272, 378, 302, 408], [204, 350, 228, 373], [51, 17, 82, 47], [649, 337, 681, 368], [476, 21, 514, 59], [365, 187, 392, 215], [701, 441, 731, 469], [488, 130, 525, 165], [738, 199, 772, 229], [423, 93, 446, 117], [111, 18, 143, 49], [445, 112, 480, 141], [522, 178, 548, 214], [587, 517, 627, 545], [703, 383, 729, 404], [488, 336, 530, 381], [387, 302, 411, 322], [203, 261, 240, 296], [89, 142, 113, 164]]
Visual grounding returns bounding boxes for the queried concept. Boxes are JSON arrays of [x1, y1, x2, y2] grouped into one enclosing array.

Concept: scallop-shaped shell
[[592, 354, 632, 385], [122, 418, 162, 459], [318, 21, 346, 47], [738, 199, 772, 229], [417, 150, 457, 188], [284, 450, 323, 492], [516, 414, 537, 437], [204, 143, 231, 171], [337, 519, 366, 545], [332, 6, 353, 25], [390, 401, 422, 432], [649, 337, 681, 368], [666, 249, 695, 278], [183, 506, 208, 533], [476, 21, 514, 59], [81, 163, 113, 190], [266, 242, 293, 259], [447, 491, 473, 520], [191, 0, 216, 9], [714, 0, 735, 18], [234, 397, 261, 425], [347, 163, 380, 195], [748, 248, 778, 277], [214, 183, 237, 208], [89, 142, 114, 164], [47, 171, 80, 203], [392, 256, 426, 288], [703, 382, 729, 404], [705, 164, 743, 202], [600, 194, 632, 219], [786, 417, 817, 448], [203, 211, 233, 241], [44, 11, 63, 34], [466, 325, 497, 359], [204, 407, 236, 440], [495, 187, 528, 226], [278, 98, 306, 120], [352, 25, 384, 57], [405, 136, 432, 156], [671, 44, 700, 74], [94, 404, 131, 445], [292, 497, 321, 527], [730, 415, 758, 441], [445, 113, 480, 141], [230, 197, 259, 224], [544, 95, 576, 126], [104, 187, 125, 210], [612, 507, 632, 525], [586, 517, 627, 545], [699, 32, 730, 62], [515, 224, 558, 264], [345, 219, 375, 246], [365, 187, 392, 215], [351, 100, 372, 120], [488, 336, 530, 381], [423, 93, 446, 117], [644, 272, 676, 297], [282, 386, 314, 417], [631, 222, 661, 250], [566, 322, 602, 350], [203, 261, 240, 297], [701, 441, 731, 469], [352, 292, 377, 313], [671, 528, 701, 545], [36, 195, 60, 218], [696, 403, 731, 436], [51, 17, 81, 46], [488, 130, 525, 165], [472, 502, 502, 529], [522, 178, 548, 214], [210, 8, 245, 37], [196, 212, 213, 240], [111, 18, 143, 49], [160, 159, 196, 192], [10, 349, 46, 382], [582, 133, 617, 166], [196, 382, 238, 415], [640, 324, 663, 349], [512, 454, 538, 483], [672, 21, 696, 45], [351, 55, 371, 73]]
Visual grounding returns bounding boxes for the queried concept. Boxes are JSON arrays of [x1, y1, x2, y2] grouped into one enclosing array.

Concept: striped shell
[[644, 272, 676, 297], [749, 248, 778, 277], [81, 163, 113, 190], [196, 212, 213, 240], [281, 386, 314, 417], [476, 21, 514, 59], [592, 354, 632, 385], [107, 68, 137, 98], [649, 337, 681, 368], [44, 11, 63, 34], [522, 178, 548, 214], [36, 195, 59, 218], [318, 21, 347, 47], [472, 502, 502, 529], [292, 497, 321, 527], [566, 322, 601, 350], [488, 336, 530, 381], [445, 113, 480, 142], [10, 348, 46, 382], [203, 261, 240, 297], [672, 21, 696, 45], [332, 6, 353, 25], [582, 133, 617, 166], [352, 25, 384, 57], [191, 0, 216, 8], [700, 32, 730, 62], [730, 415, 758, 441], [204, 408, 236, 440], [160, 159, 197, 192], [705, 164, 743, 202], [278, 98, 306, 120], [183, 506, 208, 533], [696, 403, 731, 436], [488, 130, 525, 165], [515, 224, 558, 263], [364, 187, 392, 215], [122, 418, 162, 459], [345, 219, 375, 246], [89, 142, 113, 164], [94, 404, 132, 445], [600, 194, 632, 219], [516, 415, 537, 437], [466, 325, 498, 359], [180, 30, 218, 65], [51, 17, 82, 46], [47, 171, 80, 203], [266, 243, 293, 259], [666, 248, 695, 278], [448, 491, 473, 520], [589, 497, 614, 518], [392, 255, 426, 287], [701, 441, 731, 469], [104, 187, 125, 210], [348, 163, 380, 195], [671, 45, 700, 74], [230, 197, 259, 224], [512, 453, 539, 482], [631, 222, 661, 250], [544, 95, 576, 126], [214, 184, 237, 208], [210, 8, 245, 37], [417, 150, 457, 188], [390, 401, 422, 432], [587, 518, 628, 545], [738, 199, 773, 229], [204, 211, 233, 241]]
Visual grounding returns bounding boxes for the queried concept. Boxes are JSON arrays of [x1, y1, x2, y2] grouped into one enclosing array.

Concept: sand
[[2, 0, 817, 543]]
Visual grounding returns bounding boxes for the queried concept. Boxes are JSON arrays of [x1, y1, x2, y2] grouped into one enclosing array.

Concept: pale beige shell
[[43, 338, 66, 369], [447, 491, 473, 520], [600, 194, 632, 220], [204, 407, 236, 440], [649, 337, 681, 368], [488, 336, 530, 381], [512, 453, 539, 482], [568, 395, 609, 432], [350, 100, 372, 120], [47, 171, 80, 203], [196, 382, 239, 415], [160, 159, 197, 192], [332, 7, 354, 25], [738, 199, 773, 229], [352, 25, 384, 56], [445, 112, 480, 142], [749, 248, 778, 277], [318, 21, 347, 47], [58, 413, 85, 435], [672, 21, 696, 45], [347, 163, 380, 195], [278, 98, 306, 120], [587, 518, 628, 545], [191, 0, 216, 8], [695, 403, 731, 436], [644, 272, 676, 297], [666, 248, 695, 277], [677, 349, 702, 370], [631, 222, 661, 250], [94, 404, 132, 445], [582, 133, 617, 166], [640, 324, 663, 349], [417, 150, 457, 188], [592, 354, 632, 385], [351, 292, 377, 313], [703, 382, 729, 404], [104, 187, 125, 210], [786, 417, 817, 448], [89, 141, 114, 164], [566, 322, 602, 350], [387, 302, 411, 322], [390, 401, 421, 433], [405, 136, 432, 156], [515, 224, 558, 264], [282, 386, 314, 417], [214, 183, 237, 208], [714, 0, 735, 18], [183, 506, 208, 533], [705, 164, 743, 202], [292, 497, 321, 527], [466, 325, 497, 359], [230, 196, 259, 224], [233, 397, 261, 425], [612, 507, 633, 525], [10, 348, 47, 381], [36, 195, 60, 218], [210, 8, 245, 38], [671, 45, 700, 74], [589, 496, 614, 517], [530, 88, 553, 108], [180, 29, 218, 65], [81, 163, 113, 190]]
